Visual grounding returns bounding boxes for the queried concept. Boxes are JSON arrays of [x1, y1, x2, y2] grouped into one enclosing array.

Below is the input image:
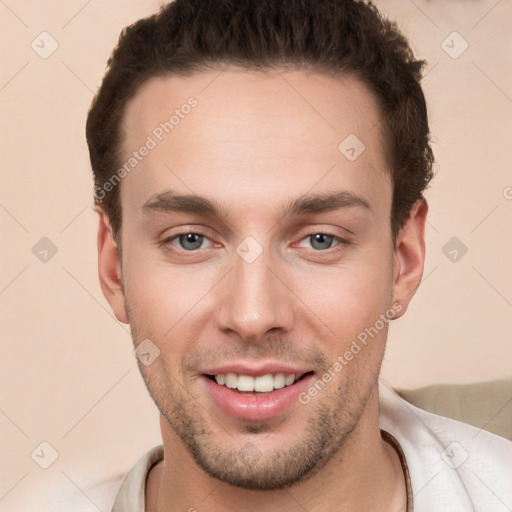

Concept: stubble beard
[[138, 360, 376, 490], [124, 291, 381, 491]]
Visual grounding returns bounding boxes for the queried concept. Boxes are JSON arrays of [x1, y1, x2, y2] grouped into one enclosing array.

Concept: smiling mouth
[[205, 371, 314, 394]]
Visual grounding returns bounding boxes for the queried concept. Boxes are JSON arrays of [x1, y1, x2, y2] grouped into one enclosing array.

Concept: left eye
[[170, 233, 212, 251], [299, 233, 341, 251]]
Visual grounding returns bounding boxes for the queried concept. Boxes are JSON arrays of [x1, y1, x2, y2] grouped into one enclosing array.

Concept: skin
[[97, 67, 427, 511]]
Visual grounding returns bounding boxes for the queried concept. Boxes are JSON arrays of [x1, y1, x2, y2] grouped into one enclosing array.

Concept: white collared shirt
[[43, 384, 512, 511]]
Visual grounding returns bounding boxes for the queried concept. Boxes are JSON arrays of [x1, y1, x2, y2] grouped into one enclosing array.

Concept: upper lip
[[201, 361, 314, 378]]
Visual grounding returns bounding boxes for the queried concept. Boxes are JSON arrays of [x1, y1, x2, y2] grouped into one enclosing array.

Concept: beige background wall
[[1, 1, 511, 510]]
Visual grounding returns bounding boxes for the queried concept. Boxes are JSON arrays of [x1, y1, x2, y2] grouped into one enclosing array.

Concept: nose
[[215, 241, 295, 343]]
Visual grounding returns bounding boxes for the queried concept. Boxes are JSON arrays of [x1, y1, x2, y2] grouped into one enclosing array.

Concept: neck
[[146, 386, 407, 512]]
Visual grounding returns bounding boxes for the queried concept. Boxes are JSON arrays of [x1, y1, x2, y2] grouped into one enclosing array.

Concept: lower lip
[[201, 374, 316, 421]]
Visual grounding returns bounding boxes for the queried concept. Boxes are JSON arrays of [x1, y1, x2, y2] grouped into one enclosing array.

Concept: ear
[[391, 198, 428, 320], [97, 210, 129, 324]]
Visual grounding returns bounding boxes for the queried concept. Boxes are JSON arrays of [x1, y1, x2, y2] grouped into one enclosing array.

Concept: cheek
[[291, 254, 393, 330], [122, 248, 215, 345], [122, 250, 176, 332]]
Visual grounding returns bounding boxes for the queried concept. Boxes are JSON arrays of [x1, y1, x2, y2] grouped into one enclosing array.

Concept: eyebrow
[[140, 189, 371, 219]]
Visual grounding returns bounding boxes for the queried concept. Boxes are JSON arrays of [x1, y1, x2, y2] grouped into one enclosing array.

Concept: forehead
[[119, 67, 391, 218]]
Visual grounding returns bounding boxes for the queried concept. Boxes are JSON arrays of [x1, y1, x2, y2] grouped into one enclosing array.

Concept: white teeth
[[285, 374, 295, 386], [273, 373, 286, 389], [237, 375, 255, 392], [213, 372, 299, 392], [255, 374, 274, 392], [225, 372, 238, 389]]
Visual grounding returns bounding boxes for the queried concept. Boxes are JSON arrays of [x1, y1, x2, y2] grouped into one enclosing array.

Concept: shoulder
[[111, 444, 164, 512], [28, 473, 125, 512], [379, 382, 512, 511], [36, 446, 164, 512]]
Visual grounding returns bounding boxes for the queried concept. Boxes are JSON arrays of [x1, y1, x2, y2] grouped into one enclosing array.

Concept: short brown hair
[[86, 0, 434, 244]]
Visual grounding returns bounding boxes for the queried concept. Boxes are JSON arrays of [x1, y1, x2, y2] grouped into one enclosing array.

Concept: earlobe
[[391, 198, 428, 319], [97, 210, 129, 324]]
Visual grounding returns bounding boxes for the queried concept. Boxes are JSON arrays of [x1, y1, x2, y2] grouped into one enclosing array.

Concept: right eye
[[163, 232, 214, 251]]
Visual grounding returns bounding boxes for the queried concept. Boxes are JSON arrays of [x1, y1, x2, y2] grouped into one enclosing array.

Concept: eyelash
[[159, 230, 351, 256], [295, 233, 350, 252]]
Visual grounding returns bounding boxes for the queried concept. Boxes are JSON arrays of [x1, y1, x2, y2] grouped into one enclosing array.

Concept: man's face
[[109, 68, 405, 489]]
